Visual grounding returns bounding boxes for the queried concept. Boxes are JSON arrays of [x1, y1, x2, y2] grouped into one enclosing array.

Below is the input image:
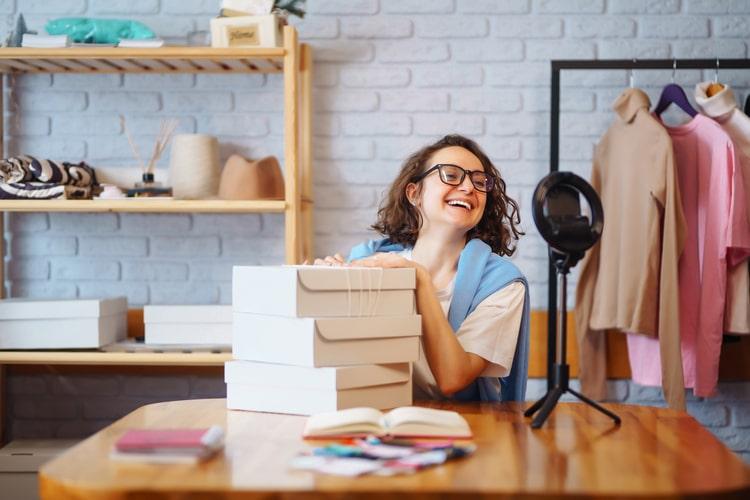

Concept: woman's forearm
[[415, 268, 487, 396]]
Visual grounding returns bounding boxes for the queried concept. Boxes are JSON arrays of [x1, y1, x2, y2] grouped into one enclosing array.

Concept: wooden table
[[39, 399, 750, 499]]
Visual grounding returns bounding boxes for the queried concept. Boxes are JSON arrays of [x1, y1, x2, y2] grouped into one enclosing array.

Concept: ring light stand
[[524, 171, 621, 429]]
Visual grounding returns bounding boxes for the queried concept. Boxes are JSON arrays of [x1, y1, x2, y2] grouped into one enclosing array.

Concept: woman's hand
[[350, 253, 430, 284], [350, 252, 411, 269], [312, 253, 347, 266]]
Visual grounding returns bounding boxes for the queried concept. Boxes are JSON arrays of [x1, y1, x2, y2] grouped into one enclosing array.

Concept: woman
[[317, 134, 529, 402]]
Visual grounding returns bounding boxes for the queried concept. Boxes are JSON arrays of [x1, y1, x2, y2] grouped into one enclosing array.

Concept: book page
[[383, 407, 472, 438], [303, 407, 384, 437]]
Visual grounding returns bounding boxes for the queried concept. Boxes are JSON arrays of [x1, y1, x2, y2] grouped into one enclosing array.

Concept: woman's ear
[[405, 182, 419, 206]]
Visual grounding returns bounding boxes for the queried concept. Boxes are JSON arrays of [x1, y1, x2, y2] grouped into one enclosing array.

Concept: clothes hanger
[[653, 59, 698, 117], [706, 58, 725, 97]]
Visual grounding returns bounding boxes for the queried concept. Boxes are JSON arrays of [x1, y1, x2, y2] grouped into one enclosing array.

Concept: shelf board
[[0, 199, 287, 213], [0, 350, 232, 366], [0, 46, 287, 74]]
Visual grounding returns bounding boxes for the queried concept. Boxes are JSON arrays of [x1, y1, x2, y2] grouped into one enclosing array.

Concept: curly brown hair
[[371, 134, 523, 256]]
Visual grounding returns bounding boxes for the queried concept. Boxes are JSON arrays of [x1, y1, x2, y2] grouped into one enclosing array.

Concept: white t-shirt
[[395, 249, 525, 400]]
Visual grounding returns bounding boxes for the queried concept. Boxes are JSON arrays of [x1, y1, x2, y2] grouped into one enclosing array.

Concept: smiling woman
[[316, 134, 530, 403]]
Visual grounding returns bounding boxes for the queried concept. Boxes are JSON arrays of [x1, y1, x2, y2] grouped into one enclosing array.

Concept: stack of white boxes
[[143, 305, 233, 346], [0, 297, 127, 349], [226, 266, 421, 415]]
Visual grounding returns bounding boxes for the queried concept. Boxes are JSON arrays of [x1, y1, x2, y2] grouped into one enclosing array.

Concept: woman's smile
[[445, 198, 474, 211]]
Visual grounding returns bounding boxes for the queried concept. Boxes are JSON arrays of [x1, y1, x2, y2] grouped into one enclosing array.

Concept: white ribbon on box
[[344, 267, 385, 317]]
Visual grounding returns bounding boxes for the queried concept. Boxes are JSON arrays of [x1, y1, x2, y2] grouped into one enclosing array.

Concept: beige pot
[[168, 134, 220, 200]]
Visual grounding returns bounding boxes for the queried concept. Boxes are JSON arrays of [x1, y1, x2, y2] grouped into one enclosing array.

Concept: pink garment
[[696, 82, 750, 334], [627, 114, 750, 396]]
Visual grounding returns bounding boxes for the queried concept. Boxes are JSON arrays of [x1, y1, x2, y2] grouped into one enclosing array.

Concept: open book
[[302, 407, 472, 439]]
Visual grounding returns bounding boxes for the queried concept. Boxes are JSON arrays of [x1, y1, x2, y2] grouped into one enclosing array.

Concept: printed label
[[226, 24, 259, 46]]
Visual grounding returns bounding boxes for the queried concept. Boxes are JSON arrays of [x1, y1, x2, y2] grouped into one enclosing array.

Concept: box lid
[[224, 360, 410, 390], [314, 315, 421, 341], [295, 266, 415, 291], [0, 297, 127, 320], [144, 305, 232, 324]]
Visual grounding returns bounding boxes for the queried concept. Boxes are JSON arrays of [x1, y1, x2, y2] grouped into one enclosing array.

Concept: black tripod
[[524, 249, 621, 429]]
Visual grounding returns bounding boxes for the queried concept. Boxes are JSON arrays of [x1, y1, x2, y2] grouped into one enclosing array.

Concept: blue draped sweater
[[348, 238, 530, 402]]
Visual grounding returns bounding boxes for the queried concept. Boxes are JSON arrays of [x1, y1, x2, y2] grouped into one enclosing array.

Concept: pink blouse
[[627, 114, 750, 397]]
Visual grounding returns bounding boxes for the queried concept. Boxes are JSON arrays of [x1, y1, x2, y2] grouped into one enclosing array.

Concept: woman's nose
[[458, 174, 475, 192]]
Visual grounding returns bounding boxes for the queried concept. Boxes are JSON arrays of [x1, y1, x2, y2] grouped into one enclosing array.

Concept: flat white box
[[225, 360, 412, 415], [0, 297, 127, 349], [144, 305, 232, 345], [232, 266, 416, 317], [233, 313, 421, 367], [0, 297, 126, 319]]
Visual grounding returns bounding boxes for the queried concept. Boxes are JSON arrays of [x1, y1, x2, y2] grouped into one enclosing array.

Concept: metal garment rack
[[546, 58, 750, 391]]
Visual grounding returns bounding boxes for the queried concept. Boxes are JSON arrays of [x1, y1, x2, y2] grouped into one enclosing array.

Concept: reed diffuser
[[121, 116, 179, 197]]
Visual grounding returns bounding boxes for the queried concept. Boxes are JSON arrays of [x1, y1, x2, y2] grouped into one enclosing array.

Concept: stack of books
[[118, 38, 165, 48], [143, 305, 232, 345], [226, 266, 422, 415], [21, 34, 71, 48], [111, 426, 224, 464]]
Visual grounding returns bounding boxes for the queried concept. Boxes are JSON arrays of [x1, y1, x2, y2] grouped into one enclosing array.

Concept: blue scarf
[[348, 238, 530, 402]]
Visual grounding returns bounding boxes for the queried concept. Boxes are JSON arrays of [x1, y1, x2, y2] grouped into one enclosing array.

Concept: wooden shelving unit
[[0, 349, 232, 366], [0, 25, 312, 265], [0, 199, 288, 213], [0, 46, 286, 73], [0, 27, 313, 376]]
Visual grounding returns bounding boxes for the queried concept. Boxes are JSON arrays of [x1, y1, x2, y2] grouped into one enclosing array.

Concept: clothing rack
[[546, 58, 750, 391]]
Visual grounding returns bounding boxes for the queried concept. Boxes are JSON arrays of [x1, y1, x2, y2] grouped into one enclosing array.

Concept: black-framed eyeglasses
[[413, 164, 494, 192]]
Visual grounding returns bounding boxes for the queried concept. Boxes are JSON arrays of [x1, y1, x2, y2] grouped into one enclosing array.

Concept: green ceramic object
[[45, 18, 156, 44]]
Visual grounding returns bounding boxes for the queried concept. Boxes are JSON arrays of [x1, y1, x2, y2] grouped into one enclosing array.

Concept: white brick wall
[[2, 0, 750, 461]]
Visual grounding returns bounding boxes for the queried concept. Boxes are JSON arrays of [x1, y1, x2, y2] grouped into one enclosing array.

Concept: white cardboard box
[[233, 313, 421, 367], [144, 304, 232, 324], [0, 439, 79, 500], [0, 297, 126, 319], [221, 0, 273, 14], [225, 360, 412, 415], [144, 305, 232, 345], [145, 324, 232, 345], [0, 297, 127, 349], [210, 14, 282, 48], [232, 266, 416, 317]]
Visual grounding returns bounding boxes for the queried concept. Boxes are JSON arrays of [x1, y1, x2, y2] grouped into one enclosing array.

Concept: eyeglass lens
[[438, 165, 493, 192]]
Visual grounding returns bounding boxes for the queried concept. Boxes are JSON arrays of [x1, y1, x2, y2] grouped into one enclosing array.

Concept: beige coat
[[575, 88, 686, 410], [695, 82, 750, 334]]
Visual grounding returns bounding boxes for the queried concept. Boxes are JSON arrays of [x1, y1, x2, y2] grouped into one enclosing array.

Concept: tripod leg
[[524, 391, 549, 417], [567, 388, 622, 425], [530, 387, 563, 429]]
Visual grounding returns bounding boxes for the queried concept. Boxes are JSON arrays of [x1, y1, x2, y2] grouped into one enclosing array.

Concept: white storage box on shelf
[[0, 297, 127, 349], [144, 305, 232, 345], [225, 360, 412, 415], [0, 439, 79, 500], [232, 266, 416, 317], [233, 313, 421, 367], [210, 14, 283, 48]]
